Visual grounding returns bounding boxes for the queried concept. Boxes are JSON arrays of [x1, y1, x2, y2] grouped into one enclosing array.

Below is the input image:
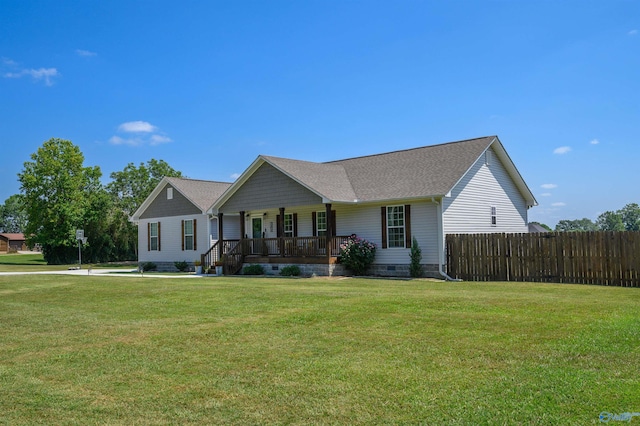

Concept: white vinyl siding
[[442, 147, 528, 234], [138, 214, 212, 263]]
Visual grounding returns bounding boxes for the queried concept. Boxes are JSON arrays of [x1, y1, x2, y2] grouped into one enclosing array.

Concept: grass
[[0, 252, 135, 272], [0, 275, 638, 425]]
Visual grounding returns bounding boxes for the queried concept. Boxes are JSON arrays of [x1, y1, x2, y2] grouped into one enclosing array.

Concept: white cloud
[[149, 135, 172, 145], [118, 121, 157, 133], [551, 202, 566, 207], [553, 146, 571, 155], [629, 29, 638, 36], [541, 184, 558, 189], [109, 135, 143, 146], [76, 49, 97, 57], [3, 67, 59, 86], [110, 121, 173, 147], [540, 193, 552, 197], [590, 139, 599, 145], [2, 57, 18, 67], [230, 173, 241, 180]]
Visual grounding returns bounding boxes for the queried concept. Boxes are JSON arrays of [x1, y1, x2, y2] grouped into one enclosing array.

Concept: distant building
[[0, 233, 27, 252]]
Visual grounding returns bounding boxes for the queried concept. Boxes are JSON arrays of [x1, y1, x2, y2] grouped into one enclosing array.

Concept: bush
[[280, 265, 301, 277], [339, 234, 376, 275], [174, 260, 189, 272], [242, 264, 265, 275], [141, 262, 157, 272], [409, 237, 423, 278]]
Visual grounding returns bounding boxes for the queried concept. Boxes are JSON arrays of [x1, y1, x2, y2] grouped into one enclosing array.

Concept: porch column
[[325, 203, 333, 260], [218, 213, 224, 246], [239, 211, 245, 238], [279, 207, 285, 256], [239, 211, 245, 255]]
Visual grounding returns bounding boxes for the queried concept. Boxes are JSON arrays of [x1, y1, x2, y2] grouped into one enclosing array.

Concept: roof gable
[[132, 177, 232, 220], [212, 135, 537, 210]]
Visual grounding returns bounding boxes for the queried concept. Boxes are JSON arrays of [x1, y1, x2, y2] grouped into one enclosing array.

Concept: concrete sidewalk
[[0, 268, 206, 278]]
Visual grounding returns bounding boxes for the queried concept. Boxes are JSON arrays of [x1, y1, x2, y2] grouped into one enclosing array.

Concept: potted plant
[[214, 257, 225, 275], [194, 259, 203, 274]]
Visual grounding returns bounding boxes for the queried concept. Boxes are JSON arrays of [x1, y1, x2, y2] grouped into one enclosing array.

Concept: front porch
[[201, 236, 350, 275]]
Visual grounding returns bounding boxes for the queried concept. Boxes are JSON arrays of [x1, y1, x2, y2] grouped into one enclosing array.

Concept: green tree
[[555, 218, 597, 232], [596, 211, 625, 231], [18, 138, 103, 264], [0, 194, 27, 233], [107, 159, 182, 215], [409, 236, 423, 278], [619, 203, 640, 231]]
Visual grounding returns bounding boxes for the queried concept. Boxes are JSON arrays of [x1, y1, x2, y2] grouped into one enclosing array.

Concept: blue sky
[[1, 0, 638, 228]]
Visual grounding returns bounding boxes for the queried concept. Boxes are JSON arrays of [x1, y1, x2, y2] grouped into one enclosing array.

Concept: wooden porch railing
[[201, 236, 350, 275]]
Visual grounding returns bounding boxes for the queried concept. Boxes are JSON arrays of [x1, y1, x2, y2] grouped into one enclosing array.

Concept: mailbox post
[[76, 230, 87, 269]]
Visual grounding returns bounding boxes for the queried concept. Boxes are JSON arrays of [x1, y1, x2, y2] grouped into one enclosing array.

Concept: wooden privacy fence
[[446, 231, 640, 286]]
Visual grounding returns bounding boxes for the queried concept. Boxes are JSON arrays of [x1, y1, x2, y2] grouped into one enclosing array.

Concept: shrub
[[280, 265, 301, 277], [174, 260, 189, 272], [339, 234, 376, 275], [242, 264, 265, 275], [409, 236, 423, 278], [141, 262, 157, 272]]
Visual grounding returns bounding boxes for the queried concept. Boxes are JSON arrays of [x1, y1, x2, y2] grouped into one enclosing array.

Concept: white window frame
[[284, 213, 294, 238], [387, 205, 406, 248], [167, 187, 173, 200], [150, 222, 159, 251], [184, 219, 194, 251], [491, 206, 497, 227], [316, 211, 327, 237]]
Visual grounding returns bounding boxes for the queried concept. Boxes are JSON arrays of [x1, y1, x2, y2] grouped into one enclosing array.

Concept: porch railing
[[201, 236, 350, 275]]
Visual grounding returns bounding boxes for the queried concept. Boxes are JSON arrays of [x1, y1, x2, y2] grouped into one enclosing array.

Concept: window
[[284, 213, 294, 237], [149, 222, 159, 251], [184, 219, 194, 250], [491, 206, 497, 226], [387, 205, 405, 248], [316, 211, 327, 236], [167, 187, 173, 200]]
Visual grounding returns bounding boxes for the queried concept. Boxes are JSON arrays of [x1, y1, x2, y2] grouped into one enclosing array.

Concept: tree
[[596, 211, 625, 231], [107, 159, 182, 215], [0, 194, 27, 233], [555, 218, 597, 232], [620, 203, 640, 231], [18, 138, 103, 264]]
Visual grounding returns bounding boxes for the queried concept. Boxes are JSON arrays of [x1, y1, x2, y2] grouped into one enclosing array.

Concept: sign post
[[76, 230, 85, 269]]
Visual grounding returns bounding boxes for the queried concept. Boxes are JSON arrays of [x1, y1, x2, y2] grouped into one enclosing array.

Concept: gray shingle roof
[[262, 136, 495, 203], [165, 177, 232, 211], [329, 136, 495, 201], [261, 156, 357, 202]]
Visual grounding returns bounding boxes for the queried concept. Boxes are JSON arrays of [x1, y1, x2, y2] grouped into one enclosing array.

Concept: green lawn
[[0, 253, 136, 272], [1, 275, 638, 425]]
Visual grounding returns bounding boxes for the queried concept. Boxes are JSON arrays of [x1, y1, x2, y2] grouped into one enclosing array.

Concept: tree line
[[530, 203, 640, 233], [1, 138, 182, 264]]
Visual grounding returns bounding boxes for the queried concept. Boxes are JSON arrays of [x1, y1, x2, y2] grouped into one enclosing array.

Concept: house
[[131, 177, 233, 271], [0, 233, 27, 253], [133, 136, 537, 277]]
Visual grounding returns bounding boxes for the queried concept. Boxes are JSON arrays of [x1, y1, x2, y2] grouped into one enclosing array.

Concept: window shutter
[[181, 220, 185, 251], [276, 215, 281, 237], [293, 213, 298, 237], [147, 223, 151, 251], [158, 222, 161, 251], [405, 204, 412, 248], [312, 212, 317, 237], [193, 219, 197, 251], [381, 206, 387, 249]]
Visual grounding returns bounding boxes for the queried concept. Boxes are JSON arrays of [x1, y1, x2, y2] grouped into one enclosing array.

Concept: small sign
[[76, 229, 84, 240]]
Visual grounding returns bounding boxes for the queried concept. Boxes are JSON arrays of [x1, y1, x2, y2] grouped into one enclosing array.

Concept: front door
[[251, 217, 263, 254]]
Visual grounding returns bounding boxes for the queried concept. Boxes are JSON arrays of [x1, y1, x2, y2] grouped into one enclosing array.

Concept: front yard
[[1, 275, 638, 424]]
